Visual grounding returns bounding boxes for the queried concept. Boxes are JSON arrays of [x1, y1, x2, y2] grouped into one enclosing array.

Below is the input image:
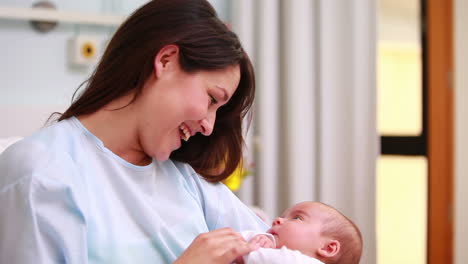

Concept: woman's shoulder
[[163, 161, 269, 232], [165, 159, 198, 177], [0, 118, 85, 189], [163, 159, 230, 194], [1, 118, 82, 161], [159, 160, 228, 206]]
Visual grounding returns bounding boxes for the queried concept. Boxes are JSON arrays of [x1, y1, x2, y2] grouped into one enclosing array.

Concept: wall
[[455, 0, 468, 263], [0, 0, 138, 137], [0, 0, 228, 137]]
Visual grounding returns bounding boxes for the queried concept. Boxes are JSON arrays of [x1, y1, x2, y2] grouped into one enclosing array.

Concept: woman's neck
[[77, 95, 152, 166]]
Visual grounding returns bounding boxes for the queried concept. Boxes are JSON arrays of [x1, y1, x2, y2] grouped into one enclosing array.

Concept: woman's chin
[[152, 142, 181, 161], [153, 150, 171, 161]]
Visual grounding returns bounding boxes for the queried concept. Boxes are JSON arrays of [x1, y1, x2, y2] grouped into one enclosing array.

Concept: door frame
[[426, 0, 454, 263]]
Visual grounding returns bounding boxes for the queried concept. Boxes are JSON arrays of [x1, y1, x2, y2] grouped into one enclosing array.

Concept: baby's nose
[[272, 217, 284, 226]]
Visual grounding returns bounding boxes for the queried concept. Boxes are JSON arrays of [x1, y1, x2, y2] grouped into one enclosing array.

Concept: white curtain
[[455, 0, 468, 263], [231, 1, 377, 264]]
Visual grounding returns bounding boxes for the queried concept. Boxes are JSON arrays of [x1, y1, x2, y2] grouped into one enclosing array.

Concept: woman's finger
[[175, 228, 254, 264]]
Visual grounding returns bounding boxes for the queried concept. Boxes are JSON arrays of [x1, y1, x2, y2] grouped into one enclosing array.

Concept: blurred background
[[0, 1, 466, 264]]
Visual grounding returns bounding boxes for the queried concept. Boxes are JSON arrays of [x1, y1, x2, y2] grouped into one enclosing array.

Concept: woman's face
[[135, 46, 241, 161]]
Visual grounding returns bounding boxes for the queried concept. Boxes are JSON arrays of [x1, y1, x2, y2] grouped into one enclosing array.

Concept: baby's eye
[[292, 215, 303, 220]]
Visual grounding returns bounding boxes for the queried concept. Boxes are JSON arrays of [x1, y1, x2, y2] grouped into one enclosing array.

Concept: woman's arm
[[170, 162, 270, 263], [0, 176, 88, 263], [0, 144, 88, 264]]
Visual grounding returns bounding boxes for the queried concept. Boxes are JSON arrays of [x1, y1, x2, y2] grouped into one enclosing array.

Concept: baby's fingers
[[222, 241, 259, 261]]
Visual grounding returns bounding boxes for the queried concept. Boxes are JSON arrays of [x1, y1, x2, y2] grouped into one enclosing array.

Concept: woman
[[0, 0, 268, 263]]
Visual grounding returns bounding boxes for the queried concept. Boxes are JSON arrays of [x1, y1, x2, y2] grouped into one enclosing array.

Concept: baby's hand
[[248, 234, 275, 248]]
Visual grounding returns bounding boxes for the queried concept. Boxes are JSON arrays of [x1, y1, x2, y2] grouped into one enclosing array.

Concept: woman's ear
[[316, 239, 340, 258], [154, 44, 180, 78]]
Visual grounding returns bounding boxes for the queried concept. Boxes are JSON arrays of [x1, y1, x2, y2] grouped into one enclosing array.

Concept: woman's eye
[[209, 94, 218, 105]]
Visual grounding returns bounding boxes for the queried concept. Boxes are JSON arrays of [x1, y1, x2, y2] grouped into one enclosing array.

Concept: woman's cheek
[[184, 97, 208, 120]]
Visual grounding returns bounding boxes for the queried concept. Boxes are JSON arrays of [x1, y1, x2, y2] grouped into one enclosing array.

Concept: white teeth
[[179, 124, 191, 142]]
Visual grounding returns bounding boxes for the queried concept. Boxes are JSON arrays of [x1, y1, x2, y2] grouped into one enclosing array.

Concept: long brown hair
[[56, 0, 255, 182]]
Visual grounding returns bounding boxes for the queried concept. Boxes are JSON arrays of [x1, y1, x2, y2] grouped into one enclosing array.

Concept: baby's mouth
[[267, 230, 279, 246]]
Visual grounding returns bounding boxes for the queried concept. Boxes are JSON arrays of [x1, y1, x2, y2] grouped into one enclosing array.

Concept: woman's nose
[[199, 111, 215, 136], [272, 217, 284, 226]]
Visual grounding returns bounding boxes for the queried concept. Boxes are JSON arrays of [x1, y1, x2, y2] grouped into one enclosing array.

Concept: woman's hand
[[173, 228, 259, 264]]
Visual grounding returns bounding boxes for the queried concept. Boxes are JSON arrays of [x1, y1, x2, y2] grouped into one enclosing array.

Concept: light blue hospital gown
[[0, 117, 269, 264]]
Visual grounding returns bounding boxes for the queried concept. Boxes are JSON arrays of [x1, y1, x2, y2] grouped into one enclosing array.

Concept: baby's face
[[267, 202, 327, 257]]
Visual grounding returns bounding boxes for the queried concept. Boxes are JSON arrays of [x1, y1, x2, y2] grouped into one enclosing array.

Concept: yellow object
[[81, 42, 96, 59], [69, 36, 99, 66], [223, 165, 250, 191]]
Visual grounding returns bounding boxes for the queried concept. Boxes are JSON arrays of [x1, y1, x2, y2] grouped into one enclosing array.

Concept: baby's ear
[[317, 239, 340, 258]]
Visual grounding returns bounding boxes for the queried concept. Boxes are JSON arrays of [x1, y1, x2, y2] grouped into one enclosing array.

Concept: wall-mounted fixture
[[68, 35, 100, 67], [0, 4, 124, 29], [30, 1, 57, 33]]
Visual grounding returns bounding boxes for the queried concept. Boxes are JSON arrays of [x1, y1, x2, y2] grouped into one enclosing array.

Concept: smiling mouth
[[179, 123, 191, 141]]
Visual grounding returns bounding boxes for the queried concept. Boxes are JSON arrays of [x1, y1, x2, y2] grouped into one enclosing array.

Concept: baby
[[238, 201, 362, 264]]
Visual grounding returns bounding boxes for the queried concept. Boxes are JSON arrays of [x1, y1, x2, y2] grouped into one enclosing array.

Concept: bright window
[[377, 0, 427, 263]]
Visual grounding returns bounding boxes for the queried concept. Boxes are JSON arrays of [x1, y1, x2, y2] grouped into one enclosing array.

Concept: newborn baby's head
[[267, 201, 362, 264]]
